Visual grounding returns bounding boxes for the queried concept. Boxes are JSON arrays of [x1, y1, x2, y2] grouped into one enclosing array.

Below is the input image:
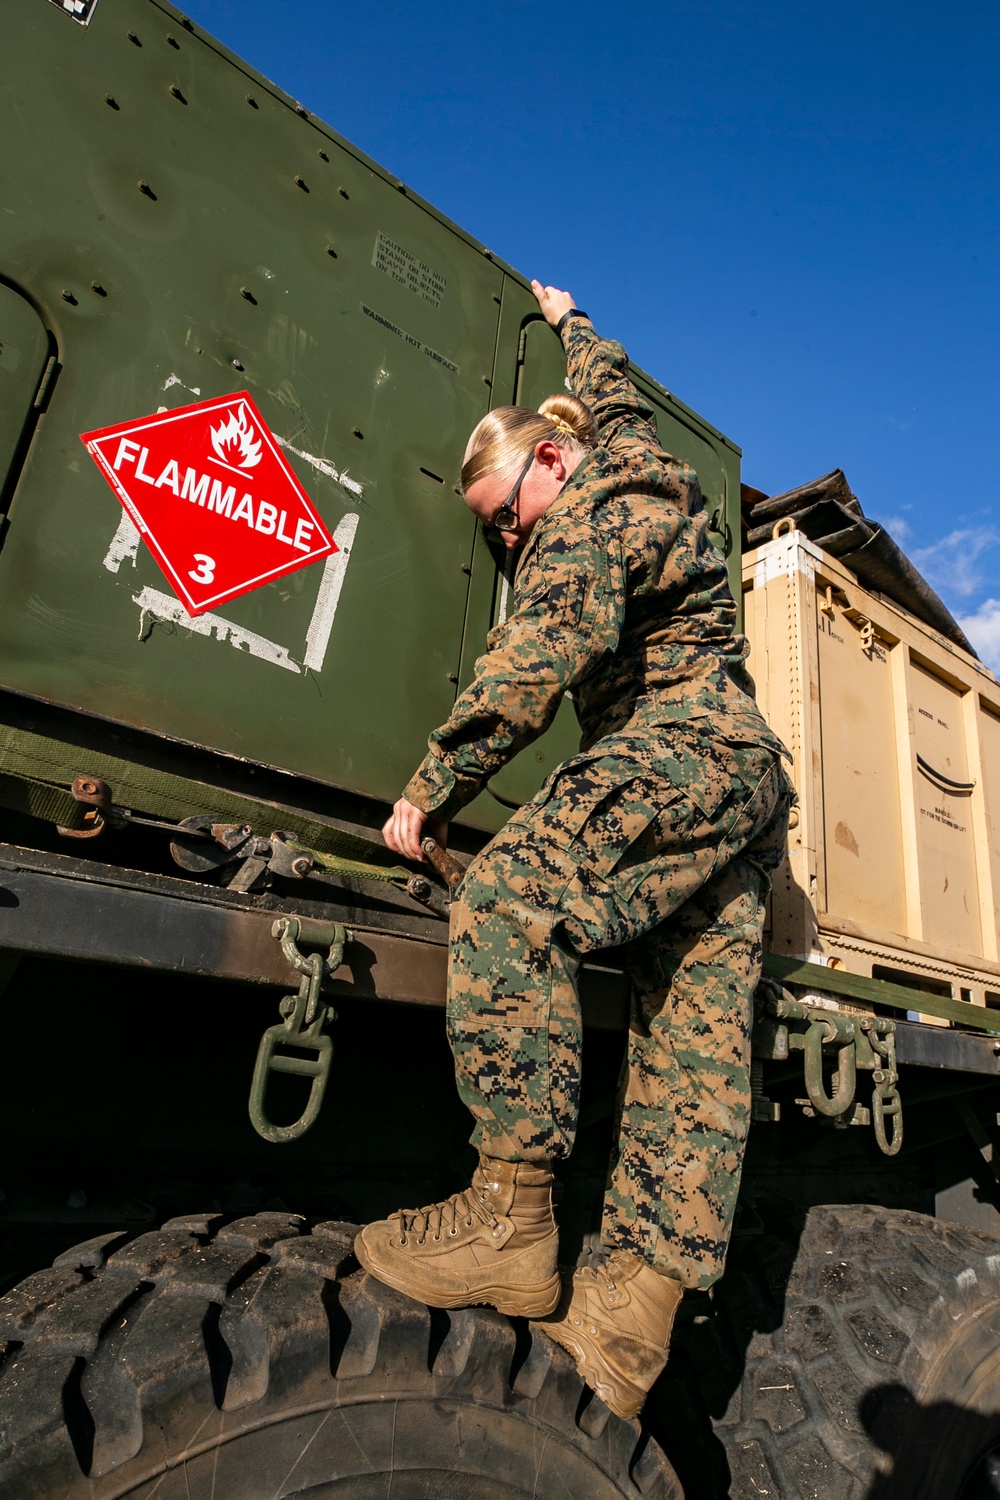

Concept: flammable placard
[[81, 392, 336, 615]]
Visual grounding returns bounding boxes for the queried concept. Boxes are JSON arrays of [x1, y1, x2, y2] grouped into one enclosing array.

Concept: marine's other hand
[[531, 280, 576, 328], [382, 797, 448, 862]]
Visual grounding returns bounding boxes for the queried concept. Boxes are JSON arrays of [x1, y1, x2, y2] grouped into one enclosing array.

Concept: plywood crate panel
[[744, 527, 1000, 1014]]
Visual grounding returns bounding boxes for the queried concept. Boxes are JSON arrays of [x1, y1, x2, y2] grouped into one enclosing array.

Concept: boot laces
[[397, 1173, 499, 1246], [588, 1249, 631, 1304]]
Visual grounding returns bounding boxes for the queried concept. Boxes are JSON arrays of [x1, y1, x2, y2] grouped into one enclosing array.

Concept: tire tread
[[667, 1205, 1000, 1500], [0, 1213, 681, 1498]]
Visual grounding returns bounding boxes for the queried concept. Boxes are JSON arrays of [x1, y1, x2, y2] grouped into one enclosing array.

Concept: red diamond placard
[[81, 392, 336, 615]]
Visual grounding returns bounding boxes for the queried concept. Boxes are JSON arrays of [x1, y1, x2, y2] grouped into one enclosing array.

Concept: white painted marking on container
[[303, 513, 360, 672], [103, 512, 142, 573], [498, 570, 510, 624], [131, 586, 301, 672], [497, 550, 516, 625], [121, 472, 358, 672], [162, 374, 202, 395], [275, 436, 364, 496], [101, 408, 168, 570]]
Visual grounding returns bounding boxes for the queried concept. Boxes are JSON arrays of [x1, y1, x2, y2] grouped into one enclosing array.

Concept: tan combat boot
[[533, 1249, 684, 1419], [355, 1156, 560, 1317]]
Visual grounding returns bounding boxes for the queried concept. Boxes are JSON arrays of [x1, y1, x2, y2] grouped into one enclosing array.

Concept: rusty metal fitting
[[57, 774, 114, 839]]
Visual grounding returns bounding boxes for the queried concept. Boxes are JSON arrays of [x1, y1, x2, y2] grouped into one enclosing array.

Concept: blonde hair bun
[[538, 394, 598, 448], [460, 393, 597, 494]]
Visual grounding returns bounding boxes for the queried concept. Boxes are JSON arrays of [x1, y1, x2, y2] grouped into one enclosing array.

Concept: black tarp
[[742, 469, 976, 658]]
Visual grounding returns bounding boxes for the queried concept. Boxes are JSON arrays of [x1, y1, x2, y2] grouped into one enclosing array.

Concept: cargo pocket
[[449, 1013, 577, 1156], [505, 756, 690, 888], [502, 753, 628, 846], [603, 747, 745, 905]]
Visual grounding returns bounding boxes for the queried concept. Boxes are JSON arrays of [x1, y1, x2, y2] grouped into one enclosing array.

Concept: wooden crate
[[744, 525, 1000, 1016]]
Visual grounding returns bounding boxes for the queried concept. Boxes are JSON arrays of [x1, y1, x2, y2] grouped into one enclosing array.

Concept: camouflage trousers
[[446, 729, 793, 1289]]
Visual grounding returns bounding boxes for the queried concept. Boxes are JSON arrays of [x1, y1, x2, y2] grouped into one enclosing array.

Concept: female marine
[[356, 281, 792, 1419]]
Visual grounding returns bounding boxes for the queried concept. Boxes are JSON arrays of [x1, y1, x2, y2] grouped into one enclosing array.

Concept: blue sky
[[188, 0, 1000, 669]]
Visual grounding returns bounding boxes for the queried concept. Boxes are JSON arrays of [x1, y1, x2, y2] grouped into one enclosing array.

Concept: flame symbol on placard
[[209, 402, 263, 470]]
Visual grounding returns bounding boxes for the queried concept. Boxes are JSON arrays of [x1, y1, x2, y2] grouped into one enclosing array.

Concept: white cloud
[[957, 598, 1000, 676], [879, 515, 912, 544], [912, 527, 1000, 600]]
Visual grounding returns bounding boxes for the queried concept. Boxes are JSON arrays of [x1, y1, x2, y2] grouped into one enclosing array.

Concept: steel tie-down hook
[[865, 1021, 903, 1156], [798, 1014, 858, 1118], [248, 917, 351, 1143]]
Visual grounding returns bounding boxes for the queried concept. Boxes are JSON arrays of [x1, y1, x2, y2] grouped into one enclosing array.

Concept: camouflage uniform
[[403, 315, 792, 1291]]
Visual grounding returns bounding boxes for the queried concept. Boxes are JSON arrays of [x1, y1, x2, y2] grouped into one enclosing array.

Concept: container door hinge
[[843, 605, 877, 652]]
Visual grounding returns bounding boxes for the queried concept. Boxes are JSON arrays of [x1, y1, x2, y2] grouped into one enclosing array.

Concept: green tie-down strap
[[307, 847, 411, 886], [0, 722, 405, 877], [0, 770, 89, 830]]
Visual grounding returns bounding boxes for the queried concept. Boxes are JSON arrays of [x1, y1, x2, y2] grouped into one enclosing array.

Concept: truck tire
[[662, 1203, 1000, 1500], [0, 1212, 680, 1499]]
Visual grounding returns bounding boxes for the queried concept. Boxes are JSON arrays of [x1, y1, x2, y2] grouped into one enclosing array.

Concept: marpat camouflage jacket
[[403, 315, 787, 819]]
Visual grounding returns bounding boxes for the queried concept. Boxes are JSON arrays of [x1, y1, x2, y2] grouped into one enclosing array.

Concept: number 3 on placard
[[189, 554, 216, 584]]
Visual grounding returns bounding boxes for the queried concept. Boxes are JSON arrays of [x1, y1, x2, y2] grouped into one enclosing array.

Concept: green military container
[[3, 4, 1000, 1499], [0, 0, 740, 828]]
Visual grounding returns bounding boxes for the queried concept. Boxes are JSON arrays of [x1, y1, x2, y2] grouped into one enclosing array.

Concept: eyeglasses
[[486, 452, 535, 538]]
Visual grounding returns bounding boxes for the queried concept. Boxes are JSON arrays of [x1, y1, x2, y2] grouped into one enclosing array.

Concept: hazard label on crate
[[81, 393, 336, 615]]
